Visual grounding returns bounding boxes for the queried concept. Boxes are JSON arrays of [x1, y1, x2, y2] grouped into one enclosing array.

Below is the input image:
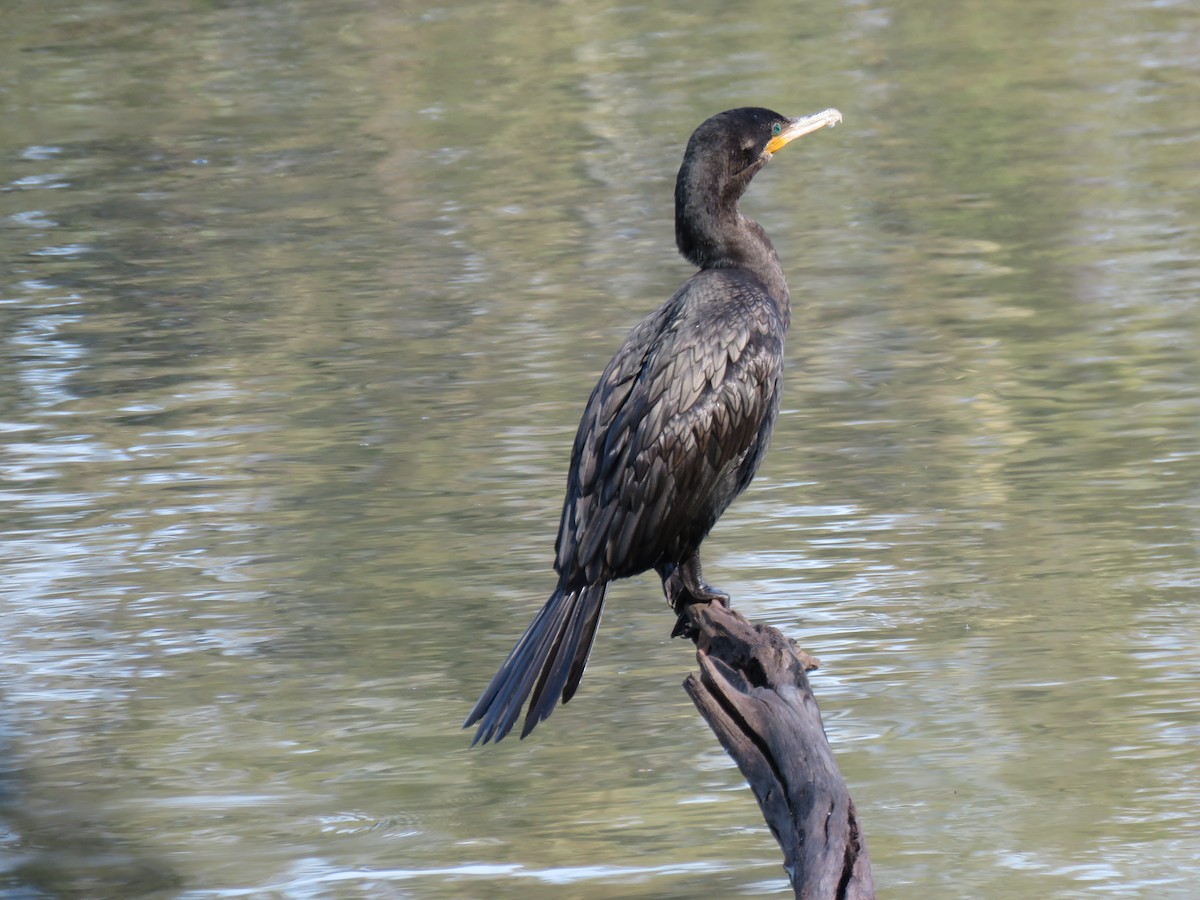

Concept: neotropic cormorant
[[466, 106, 842, 745]]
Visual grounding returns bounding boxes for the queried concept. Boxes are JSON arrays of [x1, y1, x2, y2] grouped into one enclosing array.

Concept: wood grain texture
[[678, 600, 875, 900]]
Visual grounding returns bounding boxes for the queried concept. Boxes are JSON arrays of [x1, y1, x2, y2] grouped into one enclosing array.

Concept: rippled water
[[2, 1, 1199, 897]]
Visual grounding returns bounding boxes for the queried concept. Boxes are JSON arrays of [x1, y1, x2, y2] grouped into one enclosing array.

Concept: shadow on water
[[0, 700, 181, 898]]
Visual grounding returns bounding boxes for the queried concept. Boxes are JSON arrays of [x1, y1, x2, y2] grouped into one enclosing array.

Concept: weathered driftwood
[[676, 600, 875, 900]]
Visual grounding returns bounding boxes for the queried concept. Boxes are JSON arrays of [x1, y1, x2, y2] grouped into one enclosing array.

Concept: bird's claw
[[662, 568, 731, 641], [671, 612, 698, 639]]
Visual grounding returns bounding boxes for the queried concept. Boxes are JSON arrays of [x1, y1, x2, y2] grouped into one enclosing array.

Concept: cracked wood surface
[[678, 600, 875, 900]]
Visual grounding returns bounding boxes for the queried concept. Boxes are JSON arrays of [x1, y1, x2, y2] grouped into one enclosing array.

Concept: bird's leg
[[661, 553, 729, 640], [677, 550, 730, 607], [657, 563, 694, 638], [656, 563, 680, 608]]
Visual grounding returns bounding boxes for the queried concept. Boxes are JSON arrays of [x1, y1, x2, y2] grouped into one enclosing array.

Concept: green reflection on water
[[1, 0, 1198, 897]]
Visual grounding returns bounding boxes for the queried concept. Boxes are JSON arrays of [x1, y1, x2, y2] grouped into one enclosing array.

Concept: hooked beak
[[764, 108, 843, 155]]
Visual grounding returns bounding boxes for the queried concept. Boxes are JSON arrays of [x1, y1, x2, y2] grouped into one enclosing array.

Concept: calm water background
[[2, 1, 1199, 897]]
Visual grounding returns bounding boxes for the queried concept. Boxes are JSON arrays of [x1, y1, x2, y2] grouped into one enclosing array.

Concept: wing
[[555, 269, 786, 586]]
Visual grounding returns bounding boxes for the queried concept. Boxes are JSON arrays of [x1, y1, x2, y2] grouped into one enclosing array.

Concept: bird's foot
[[684, 581, 730, 607], [678, 552, 730, 608], [660, 557, 730, 611], [669, 580, 730, 638], [661, 557, 730, 639]]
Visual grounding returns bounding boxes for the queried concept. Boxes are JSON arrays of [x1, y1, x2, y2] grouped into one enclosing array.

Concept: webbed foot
[[660, 553, 729, 638]]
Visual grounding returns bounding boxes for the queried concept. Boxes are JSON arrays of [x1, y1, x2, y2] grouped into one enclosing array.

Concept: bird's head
[[683, 107, 843, 188], [674, 106, 842, 269]]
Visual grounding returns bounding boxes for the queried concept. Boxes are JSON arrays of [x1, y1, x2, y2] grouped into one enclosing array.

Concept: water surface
[[2, 1, 1199, 897]]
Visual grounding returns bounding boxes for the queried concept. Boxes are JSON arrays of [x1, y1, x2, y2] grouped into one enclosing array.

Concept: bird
[[465, 106, 842, 745]]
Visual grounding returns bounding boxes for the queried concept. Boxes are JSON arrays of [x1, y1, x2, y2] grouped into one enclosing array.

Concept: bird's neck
[[676, 203, 791, 317]]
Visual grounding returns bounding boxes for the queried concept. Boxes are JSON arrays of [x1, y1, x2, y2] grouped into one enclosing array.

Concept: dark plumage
[[465, 106, 842, 745]]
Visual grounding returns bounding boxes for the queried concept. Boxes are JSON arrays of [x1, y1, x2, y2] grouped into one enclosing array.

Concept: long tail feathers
[[464, 583, 608, 745]]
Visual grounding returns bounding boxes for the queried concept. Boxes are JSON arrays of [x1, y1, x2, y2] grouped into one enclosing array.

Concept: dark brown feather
[[466, 107, 811, 744]]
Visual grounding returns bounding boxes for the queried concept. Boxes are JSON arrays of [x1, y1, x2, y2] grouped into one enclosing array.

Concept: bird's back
[[554, 267, 788, 589]]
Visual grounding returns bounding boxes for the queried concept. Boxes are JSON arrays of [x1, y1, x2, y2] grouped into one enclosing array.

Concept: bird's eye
[[771, 122, 782, 136]]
